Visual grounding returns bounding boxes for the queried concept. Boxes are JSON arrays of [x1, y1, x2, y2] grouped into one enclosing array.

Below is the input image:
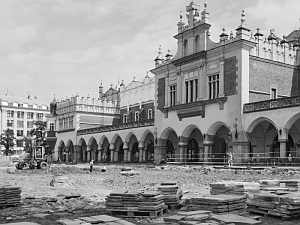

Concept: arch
[[78, 138, 87, 163], [207, 121, 231, 136], [140, 129, 154, 146], [248, 118, 279, 164], [66, 140, 74, 163], [58, 141, 65, 162], [111, 134, 122, 146], [182, 125, 204, 162], [99, 135, 109, 147], [212, 126, 231, 163], [285, 112, 300, 131], [143, 132, 155, 162], [88, 136, 98, 162], [182, 124, 203, 139], [159, 127, 179, 162], [114, 136, 124, 162], [246, 117, 278, 133], [127, 133, 139, 162], [125, 132, 136, 145]]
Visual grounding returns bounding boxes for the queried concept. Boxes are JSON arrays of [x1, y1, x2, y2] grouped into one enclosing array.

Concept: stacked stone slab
[[105, 191, 166, 218], [210, 181, 260, 196], [184, 194, 247, 213], [157, 182, 183, 209], [0, 186, 21, 208], [248, 192, 300, 219]]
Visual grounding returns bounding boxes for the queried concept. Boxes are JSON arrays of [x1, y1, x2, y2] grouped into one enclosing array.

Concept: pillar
[[178, 142, 187, 162], [154, 145, 165, 164], [139, 147, 144, 163], [74, 145, 80, 164], [279, 140, 287, 159], [98, 149, 102, 162], [109, 145, 115, 162], [124, 148, 129, 162], [203, 142, 213, 163], [232, 141, 250, 163]]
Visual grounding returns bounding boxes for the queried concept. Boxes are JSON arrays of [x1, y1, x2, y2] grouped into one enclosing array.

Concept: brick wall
[[249, 56, 300, 102]]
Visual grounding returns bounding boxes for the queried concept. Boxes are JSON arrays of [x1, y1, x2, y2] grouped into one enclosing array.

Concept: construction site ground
[[1, 163, 300, 225]]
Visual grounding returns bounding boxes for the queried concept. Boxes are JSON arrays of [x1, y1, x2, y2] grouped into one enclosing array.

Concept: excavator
[[16, 146, 48, 170]]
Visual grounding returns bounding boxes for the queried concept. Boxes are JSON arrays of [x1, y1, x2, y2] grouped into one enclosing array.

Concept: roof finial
[[201, 0, 209, 23], [241, 10, 246, 27]]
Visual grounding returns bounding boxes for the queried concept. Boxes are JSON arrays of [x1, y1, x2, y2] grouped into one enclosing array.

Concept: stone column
[[124, 148, 129, 162], [232, 141, 250, 163], [74, 145, 81, 164], [139, 147, 144, 163], [154, 144, 165, 164], [98, 149, 102, 162], [87, 145, 91, 162], [178, 142, 187, 163], [279, 140, 287, 159], [203, 142, 213, 163], [109, 145, 115, 162]]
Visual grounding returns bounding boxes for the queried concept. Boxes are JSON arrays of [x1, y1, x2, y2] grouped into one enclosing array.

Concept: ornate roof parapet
[[249, 29, 297, 65], [154, 45, 164, 67], [236, 10, 251, 40]]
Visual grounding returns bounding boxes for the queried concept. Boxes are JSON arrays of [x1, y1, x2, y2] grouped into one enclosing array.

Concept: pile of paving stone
[[259, 179, 300, 193], [0, 185, 21, 208], [210, 181, 260, 195], [163, 210, 261, 225], [157, 182, 183, 209], [105, 191, 166, 217], [247, 191, 300, 219], [58, 214, 135, 225], [183, 193, 247, 213]]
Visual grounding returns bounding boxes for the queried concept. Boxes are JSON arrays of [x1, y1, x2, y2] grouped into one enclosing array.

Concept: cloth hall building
[[53, 2, 300, 165]]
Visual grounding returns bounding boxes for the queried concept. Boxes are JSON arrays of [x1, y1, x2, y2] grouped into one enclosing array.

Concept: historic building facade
[[0, 95, 49, 155], [151, 2, 300, 165], [53, 2, 300, 165]]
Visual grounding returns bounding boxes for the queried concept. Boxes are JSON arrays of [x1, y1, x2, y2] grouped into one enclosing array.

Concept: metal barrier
[[165, 151, 300, 167]]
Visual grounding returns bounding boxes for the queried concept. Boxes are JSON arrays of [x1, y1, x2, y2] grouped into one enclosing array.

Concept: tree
[[0, 129, 15, 156], [30, 121, 50, 156]]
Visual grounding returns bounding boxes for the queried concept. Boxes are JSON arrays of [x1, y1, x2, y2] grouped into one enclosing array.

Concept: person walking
[[89, 160, 94, 173], [228, 152, 233, 168], [288, 153, 293, 166]]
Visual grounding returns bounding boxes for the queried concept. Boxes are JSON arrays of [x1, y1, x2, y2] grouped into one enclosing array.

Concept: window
[[50, 123, 55, 131], [37, 113, 43, 120], [183, 39, 188, 56], [59, 119, 63, 129], [195, 79, 198, 100], [18, 103, 23, 108], [16, 140, 23, 147], [69, 116, 73, 128], [148, 109, 153, 120], [195, 35, 199, 52], [17, 111, 24, 119], [208, 74, 220, 99], [271, 88, 277, 100], [190, 80, 194, 103], [27, 121, 34, 129], [17, 130, 24, 137], [27, 112, 34, 119], [7, 110, 14, 118], [7, 120, 14, 127], [185, 81, 189, 103], [169, 85, 177, 106], [123, 114, 128, 124], [17, 120, 24, 128], [135, 111, 140, 122]]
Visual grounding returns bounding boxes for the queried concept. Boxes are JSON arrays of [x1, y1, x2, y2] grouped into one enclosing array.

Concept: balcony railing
[[77, 119, 154, 136], [243, 96, 300, 113]]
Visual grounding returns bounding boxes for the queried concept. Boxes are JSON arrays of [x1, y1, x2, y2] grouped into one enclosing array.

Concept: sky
[[0, 0, 299, 104]]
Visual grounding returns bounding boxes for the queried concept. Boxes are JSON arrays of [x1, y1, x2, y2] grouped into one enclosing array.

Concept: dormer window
[[183, 39, 188, 56], [194, 35, 199, 52]]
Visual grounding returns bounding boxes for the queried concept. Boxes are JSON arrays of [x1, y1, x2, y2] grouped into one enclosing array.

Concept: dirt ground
[[2, 163, 300, 224]]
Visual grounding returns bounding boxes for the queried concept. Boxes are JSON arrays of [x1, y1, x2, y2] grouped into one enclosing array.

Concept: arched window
[[195, 35, 199, 52], [183, 39, 188, 56]]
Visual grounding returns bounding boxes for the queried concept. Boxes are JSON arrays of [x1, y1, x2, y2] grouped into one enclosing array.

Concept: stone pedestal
[[124, 149, 129, 162]]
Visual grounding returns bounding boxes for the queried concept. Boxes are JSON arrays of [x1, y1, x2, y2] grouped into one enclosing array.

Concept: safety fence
[[165, 151, 300, 167]]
